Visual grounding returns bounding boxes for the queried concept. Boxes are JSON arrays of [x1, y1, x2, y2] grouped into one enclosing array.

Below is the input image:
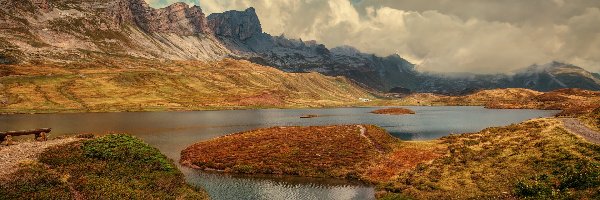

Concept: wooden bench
[[0, 128, 51, 145]]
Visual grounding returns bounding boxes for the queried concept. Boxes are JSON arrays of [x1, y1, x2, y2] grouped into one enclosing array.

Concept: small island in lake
[[180, 125, 441, 180], [371, 107, 416, 115]]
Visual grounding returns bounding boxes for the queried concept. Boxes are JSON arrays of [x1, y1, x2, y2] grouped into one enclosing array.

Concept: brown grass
[[181, 125, 401, 179], [363, 141, 444, 184]]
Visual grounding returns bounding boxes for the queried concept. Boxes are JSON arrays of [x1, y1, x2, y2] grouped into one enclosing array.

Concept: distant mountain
[[512, 62, 600, 91], [207, 8, 417, 91], [416, 62, 600, 94], [1, 0, 599, 94]]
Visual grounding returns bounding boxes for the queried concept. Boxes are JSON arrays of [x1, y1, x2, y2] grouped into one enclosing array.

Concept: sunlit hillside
[[0, 59, 373, 113]]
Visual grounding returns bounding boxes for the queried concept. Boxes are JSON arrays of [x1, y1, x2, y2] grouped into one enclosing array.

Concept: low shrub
[[0, 134, 208, 200]]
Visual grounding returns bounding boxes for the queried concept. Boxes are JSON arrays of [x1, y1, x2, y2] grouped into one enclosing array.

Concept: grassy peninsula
[[0, 134, 208, 200]]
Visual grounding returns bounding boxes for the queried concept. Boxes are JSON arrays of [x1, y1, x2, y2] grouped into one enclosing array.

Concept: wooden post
[[35, 132, 47, 141], [5, 135, 12, 146]]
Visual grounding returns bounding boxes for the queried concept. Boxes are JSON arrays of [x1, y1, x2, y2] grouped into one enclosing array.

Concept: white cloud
[[147, 0, 600, 73]]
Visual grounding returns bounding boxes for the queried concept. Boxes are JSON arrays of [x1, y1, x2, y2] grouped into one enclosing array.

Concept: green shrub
[[82, 134, 174, 171]]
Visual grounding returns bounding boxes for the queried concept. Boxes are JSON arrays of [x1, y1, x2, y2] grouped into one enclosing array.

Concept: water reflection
[[183, 170, 375, 200]]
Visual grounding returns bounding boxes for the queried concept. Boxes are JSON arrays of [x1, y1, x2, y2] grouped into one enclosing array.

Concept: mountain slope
[[0, 0, 599, 94], [0, 0, 231, 62], [0, 59, 373, 113]]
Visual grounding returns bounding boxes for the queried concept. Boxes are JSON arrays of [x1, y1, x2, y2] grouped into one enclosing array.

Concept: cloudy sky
[[146, 0, 600, 74]]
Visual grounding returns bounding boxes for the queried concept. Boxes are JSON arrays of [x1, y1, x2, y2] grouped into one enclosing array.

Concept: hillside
[[366, 88, 600, 116], [0, 59, 373, 113]]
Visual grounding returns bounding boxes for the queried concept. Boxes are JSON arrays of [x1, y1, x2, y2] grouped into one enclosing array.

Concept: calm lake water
[[0, 106, 558, 200]]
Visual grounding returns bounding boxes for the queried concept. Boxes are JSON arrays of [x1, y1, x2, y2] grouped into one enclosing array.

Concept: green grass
[[0, 134, 208, 200]]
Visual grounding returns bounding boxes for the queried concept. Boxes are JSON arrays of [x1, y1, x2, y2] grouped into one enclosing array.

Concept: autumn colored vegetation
[[180, 124, 444, 185], [181, 125, 406, 179], [0, 134, 208, 200], [182, 118, 600, 199], [371, 107, 416, 115]]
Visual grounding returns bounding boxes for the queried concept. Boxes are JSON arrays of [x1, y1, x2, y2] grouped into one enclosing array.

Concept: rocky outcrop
[[31, 0, 50, 12], [208, 7, 261, 40], [112, 0, 211, 35]]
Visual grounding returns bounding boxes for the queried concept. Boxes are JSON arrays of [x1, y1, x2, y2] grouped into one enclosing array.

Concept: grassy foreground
[[0, 134, 208, 200], [181, 119, 600, 199], [380, 118, 600, 199]]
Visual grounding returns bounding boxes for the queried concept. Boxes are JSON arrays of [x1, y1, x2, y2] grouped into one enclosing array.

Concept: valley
[[1, 0, 599, 200]]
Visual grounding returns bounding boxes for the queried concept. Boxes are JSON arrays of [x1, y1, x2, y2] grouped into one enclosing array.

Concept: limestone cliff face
[[208, 7, 262, 41], [0, 0, 229, 61], [112, 0, 211, 35], [31, 0, 51, 12]]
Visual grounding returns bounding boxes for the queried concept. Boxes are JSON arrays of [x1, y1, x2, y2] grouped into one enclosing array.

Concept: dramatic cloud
[[146, 0, 600, 73]]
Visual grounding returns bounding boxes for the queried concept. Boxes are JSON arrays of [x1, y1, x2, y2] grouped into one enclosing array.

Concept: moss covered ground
[[0, 134, 209, 200]]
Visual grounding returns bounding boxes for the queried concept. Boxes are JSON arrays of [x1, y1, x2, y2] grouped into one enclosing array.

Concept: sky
[[145, 0, 600, 74]]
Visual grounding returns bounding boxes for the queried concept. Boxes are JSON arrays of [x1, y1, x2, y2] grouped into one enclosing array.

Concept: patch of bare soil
[[559, 118, 600, 144], [0, 138, 81, 176]]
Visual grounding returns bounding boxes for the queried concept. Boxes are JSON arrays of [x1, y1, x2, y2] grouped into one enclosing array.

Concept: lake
[[0, 106, 559, 200]]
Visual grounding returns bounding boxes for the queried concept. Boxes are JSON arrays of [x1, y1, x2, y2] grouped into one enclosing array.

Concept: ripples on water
[[184, 170, 375, 200]]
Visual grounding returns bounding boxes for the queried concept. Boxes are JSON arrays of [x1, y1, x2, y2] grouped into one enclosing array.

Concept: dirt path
[[559, 118, 600, 144], [357, 125, 386, 153], [0, 138, 81, 176]]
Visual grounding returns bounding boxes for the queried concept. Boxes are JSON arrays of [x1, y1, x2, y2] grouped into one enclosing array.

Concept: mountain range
[[1, 0, 599, 94]]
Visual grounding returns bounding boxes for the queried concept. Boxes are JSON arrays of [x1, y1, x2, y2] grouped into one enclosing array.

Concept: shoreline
[[2, 88, 596, 116], [0, 104, 561, 115]]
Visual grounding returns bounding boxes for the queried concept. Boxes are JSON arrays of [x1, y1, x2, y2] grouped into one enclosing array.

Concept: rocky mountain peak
[[112, 0, 211, 35], [208, 7, 262, 41], [31, 0, 51, 12]]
